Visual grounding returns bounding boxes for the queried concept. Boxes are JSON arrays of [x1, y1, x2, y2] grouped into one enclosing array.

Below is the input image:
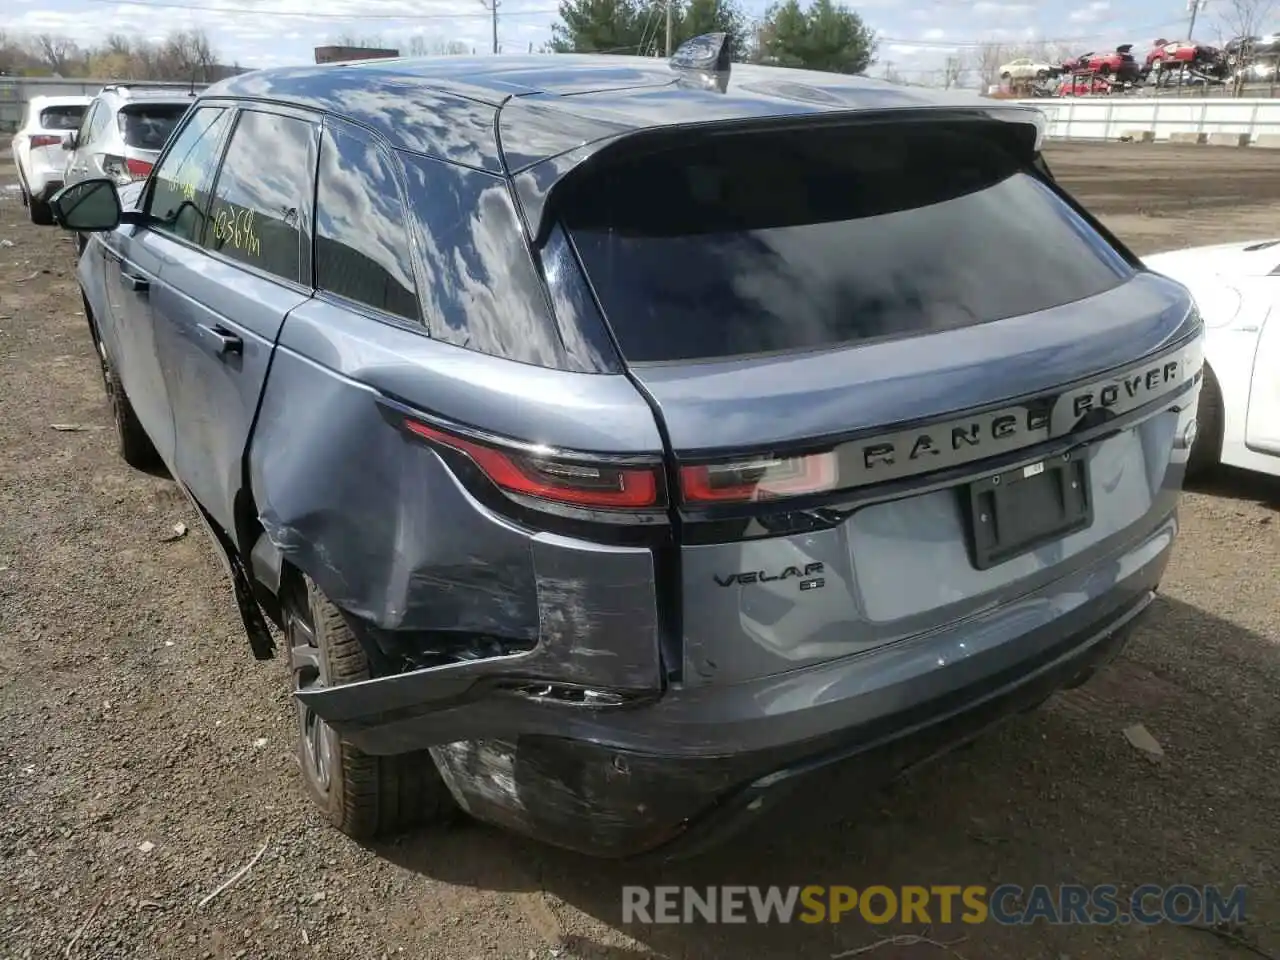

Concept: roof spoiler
[[511, 104, 1048, 247], [669, 32, 731, 92]]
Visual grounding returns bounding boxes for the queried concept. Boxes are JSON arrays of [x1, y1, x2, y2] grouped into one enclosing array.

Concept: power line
[[78, 0, 558, 20]]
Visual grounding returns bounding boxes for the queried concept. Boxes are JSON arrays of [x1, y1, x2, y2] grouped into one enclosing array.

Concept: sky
[[5, 0, 1247, 84]]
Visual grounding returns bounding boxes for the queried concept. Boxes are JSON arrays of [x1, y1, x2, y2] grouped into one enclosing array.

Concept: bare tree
[[940, 53, 968, 88], [1217, 0, 1278, 93], [329, 33, 390, 49], [881, 61, 906, 84], [966, 41, 1008, 90], [406, 35, 470, 56], [35, 33, 82, 75], [161, 29, 217, 81]]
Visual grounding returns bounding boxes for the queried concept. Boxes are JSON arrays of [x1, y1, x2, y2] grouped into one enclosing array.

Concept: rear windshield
[[38, 105, 85, 131], [561, 121, 1134, 363], [117, 104, 189, 150]]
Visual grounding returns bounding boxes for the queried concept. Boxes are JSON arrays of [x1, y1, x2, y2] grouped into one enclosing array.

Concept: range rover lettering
[[48, 34, 1204, 859]]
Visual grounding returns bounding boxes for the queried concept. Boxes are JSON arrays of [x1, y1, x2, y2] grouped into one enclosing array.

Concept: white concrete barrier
[[1013, 97, 1280, 144]]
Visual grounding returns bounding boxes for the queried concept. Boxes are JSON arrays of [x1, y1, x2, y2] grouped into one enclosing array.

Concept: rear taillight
[[102, 155, 150, 184], [680, 452, 838, 505], [404, 418, 664, 510], [29, 134, 61, 148]]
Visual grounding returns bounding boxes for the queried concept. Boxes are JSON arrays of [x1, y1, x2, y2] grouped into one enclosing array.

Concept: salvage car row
[[15, 41, 1280, 861]]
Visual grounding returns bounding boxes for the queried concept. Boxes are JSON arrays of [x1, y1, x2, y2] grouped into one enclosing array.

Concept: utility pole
[[665, 0, 673, 57], [479, 0, 499, 54], [1187, 0, 1206, 39]]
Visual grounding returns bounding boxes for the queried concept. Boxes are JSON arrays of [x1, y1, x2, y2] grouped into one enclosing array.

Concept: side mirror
[[49, 178, 123, 233], [61, 132, 76, 150]]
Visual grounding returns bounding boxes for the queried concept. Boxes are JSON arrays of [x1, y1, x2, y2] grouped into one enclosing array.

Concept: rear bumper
[[306, 512, 1176, 857]]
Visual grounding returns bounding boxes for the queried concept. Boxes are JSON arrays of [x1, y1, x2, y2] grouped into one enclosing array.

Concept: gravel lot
[[1, 141, 1278, 960]]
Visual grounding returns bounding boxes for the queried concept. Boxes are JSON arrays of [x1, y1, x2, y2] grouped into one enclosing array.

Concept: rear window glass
[[118, 104, 189, 150], [38, 106, 85, 131], [561, 122, 1134, 363]]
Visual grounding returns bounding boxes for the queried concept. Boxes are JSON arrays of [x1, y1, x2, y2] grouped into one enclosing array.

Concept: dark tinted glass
[[399, 154, 569, 367], [315, 124, 417, 319], [204, 110, 314, 283], [562, 122, 1134, 363], [118, 103, 188, 150], [39, 106, 85, 130], [149, 106, 232, 244]]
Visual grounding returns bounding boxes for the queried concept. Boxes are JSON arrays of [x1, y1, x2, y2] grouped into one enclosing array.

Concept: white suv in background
[[62, 85, 194, 190], [10, 95, 91, 225]]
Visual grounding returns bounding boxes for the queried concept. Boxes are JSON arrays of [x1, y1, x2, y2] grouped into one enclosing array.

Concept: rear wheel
[[29, 196, 54, 226], [286, 574, 452, 840], [1187, 364, 1224, 479], [101, 349, 161, 470]]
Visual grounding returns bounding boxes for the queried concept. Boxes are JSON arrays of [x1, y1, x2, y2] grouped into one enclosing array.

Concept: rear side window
[[315, 123, 418, 319], [562, 122, 1134, 363], [39, 105, 85, 131], [118, 103, 188, 150], [149, 106, 233, 244], [203, 110, 316, 284]]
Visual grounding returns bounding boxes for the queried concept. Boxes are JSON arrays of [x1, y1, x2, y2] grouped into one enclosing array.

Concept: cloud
[[1068, 0, 1111, 23], [973, 1, 1036, 18]]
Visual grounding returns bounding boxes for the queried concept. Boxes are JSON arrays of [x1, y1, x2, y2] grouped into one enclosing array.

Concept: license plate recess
[[966, 449, 1092, 571]]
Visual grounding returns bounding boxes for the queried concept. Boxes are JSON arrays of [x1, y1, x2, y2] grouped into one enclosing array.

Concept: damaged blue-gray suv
[[50, 34, 1205, 859]]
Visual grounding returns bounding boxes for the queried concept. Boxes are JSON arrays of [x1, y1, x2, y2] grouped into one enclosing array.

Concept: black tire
[[29, 197, 54, 226], [101, 351, 161, 470], [286, 575, 452, 841], [1187, 364, 1224, 480]]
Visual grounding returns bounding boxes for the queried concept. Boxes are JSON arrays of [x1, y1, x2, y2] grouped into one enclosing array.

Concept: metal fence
[[0, 77, 208, 132], [1014, 96, 1280, 142]]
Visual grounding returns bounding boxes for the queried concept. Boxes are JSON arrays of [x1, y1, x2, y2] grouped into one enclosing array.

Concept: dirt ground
[[1, 141, 1278, 960]]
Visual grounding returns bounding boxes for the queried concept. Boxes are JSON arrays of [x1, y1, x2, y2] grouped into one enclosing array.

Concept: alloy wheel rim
[[288, 605, 334, 796]]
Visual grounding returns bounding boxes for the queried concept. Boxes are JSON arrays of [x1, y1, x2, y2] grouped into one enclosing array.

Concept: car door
[[101, 104, 235, 471], [149, 105, 318, 544], [1245, 283, 1280, 457]]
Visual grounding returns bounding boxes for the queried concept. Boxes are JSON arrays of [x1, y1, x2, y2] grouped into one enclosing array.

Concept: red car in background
[[1056, 73, 1114, 96], [1061, 44, 1142, 82], [1145, 39, 1230, 79]]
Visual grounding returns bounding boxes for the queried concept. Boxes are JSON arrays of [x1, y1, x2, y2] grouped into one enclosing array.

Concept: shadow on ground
[[372, 597, 1280, 960], [1187, 466, 1280, 511]]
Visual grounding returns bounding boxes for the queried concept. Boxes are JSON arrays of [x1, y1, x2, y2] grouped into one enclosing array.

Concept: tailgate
[[554, 113, 1202, 686]]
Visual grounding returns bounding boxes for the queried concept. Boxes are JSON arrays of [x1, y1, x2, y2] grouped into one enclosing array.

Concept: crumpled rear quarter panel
[[248, 337, 664, 692]]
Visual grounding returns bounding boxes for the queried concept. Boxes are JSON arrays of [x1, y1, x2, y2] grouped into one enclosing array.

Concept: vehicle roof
[[27, 95, 92, 108], [97, 85, 198, 104], [205, 54, 1016, 175]]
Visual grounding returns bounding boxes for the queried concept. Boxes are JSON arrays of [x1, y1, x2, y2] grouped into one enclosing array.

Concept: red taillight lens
[[126, 157, 153, 178], [680, 452, 839, 504], [404, 419, 662, 510], [29, 134, 61, 148]]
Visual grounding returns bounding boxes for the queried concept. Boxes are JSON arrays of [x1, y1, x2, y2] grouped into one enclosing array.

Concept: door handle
[[197, 323, 243, 356], [120, 271, 149, 292]]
